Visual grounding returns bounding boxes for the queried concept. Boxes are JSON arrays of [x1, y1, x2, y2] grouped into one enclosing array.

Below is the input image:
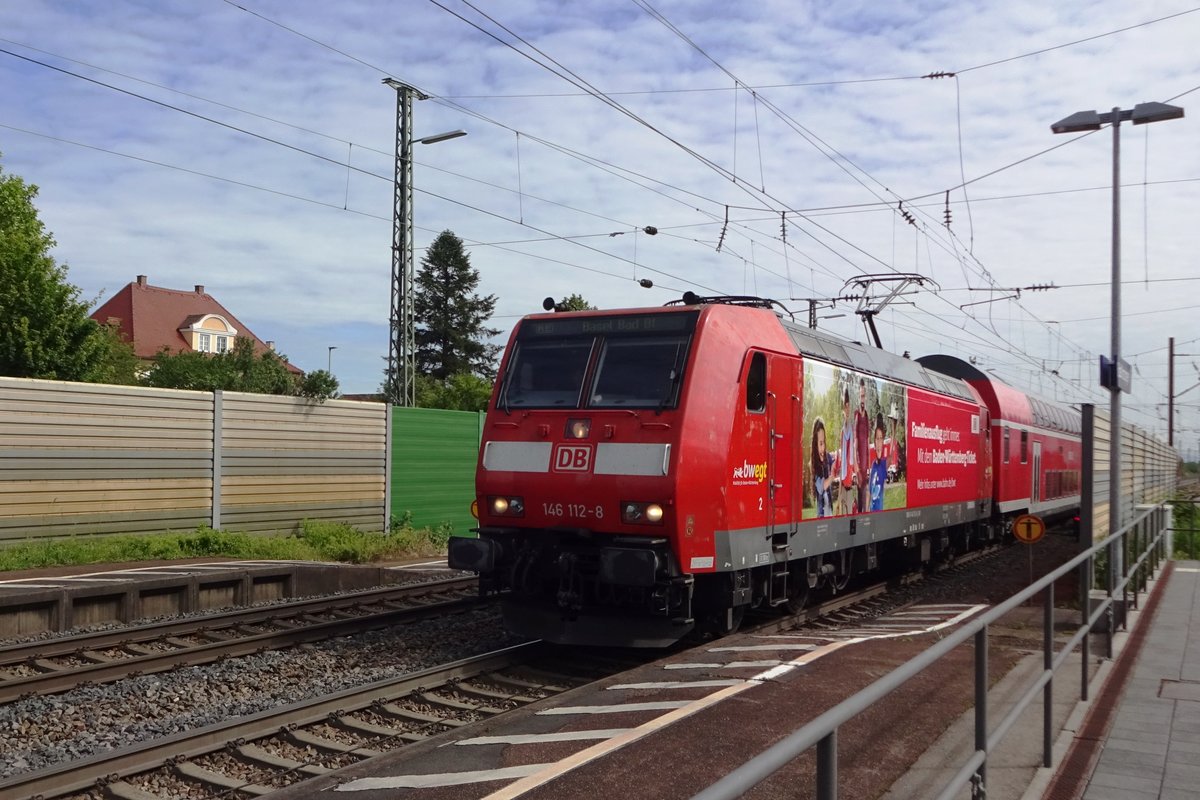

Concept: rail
[[691, 502, 1172, 800]]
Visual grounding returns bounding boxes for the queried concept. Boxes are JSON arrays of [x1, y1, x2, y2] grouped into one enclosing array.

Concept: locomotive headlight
[[566, 418, 591, 439], [622, 501, 665, 525], [488, 496, 525, 517]]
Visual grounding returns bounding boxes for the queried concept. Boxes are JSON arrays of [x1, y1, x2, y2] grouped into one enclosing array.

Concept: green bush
[[0, 519, 454, 572], [1173, 499, 1200, 560]]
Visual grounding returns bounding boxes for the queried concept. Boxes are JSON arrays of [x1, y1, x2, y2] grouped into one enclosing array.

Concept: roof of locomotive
[[776, 314, 977, 403], [515, 298, 979, 404]]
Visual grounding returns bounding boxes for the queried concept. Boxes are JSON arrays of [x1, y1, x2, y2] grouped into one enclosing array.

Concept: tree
[[415, 372, 493, 411], [297, 369, 340, 400], [554, 293, 597, 312], [0, 159, 111, 380], [141, 336, 339, 400], [413, 230, 500, 379], [89, 322, 141, 385]]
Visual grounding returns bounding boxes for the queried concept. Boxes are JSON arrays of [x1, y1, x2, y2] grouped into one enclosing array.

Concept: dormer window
[[181, 314, 238, 354]]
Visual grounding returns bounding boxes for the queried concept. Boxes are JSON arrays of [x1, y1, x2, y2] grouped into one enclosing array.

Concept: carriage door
[[1031, 441, 1042, 505], [766, 355, 799, 543]]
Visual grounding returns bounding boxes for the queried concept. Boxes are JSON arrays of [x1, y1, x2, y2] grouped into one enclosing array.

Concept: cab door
[[766, 354, 801, 538]]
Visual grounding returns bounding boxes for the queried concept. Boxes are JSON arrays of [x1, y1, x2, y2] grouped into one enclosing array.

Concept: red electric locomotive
[[448, 295, 1080, 647]]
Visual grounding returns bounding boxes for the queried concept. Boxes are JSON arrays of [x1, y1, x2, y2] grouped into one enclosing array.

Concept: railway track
[[2, 544, 1020, 799], [742, 541, 1007, 638], [0, 576, 483, 703], [2, 642, 647, 800]]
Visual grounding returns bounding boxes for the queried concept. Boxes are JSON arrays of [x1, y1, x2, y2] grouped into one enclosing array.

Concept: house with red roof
[[91, 275, 301, 373]]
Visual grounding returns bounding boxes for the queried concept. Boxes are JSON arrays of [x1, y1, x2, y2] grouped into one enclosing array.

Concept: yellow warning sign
[[1013, 514, 1046, 544]]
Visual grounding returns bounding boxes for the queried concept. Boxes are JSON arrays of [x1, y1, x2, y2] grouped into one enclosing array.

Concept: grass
[[0, 518, 458, 572]]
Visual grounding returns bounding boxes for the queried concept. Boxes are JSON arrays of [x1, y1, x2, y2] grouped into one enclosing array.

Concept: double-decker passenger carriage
[[448, 295, 1081, 647]]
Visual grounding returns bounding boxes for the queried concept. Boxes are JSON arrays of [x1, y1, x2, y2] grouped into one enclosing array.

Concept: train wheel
[[703, 605, 746, 637], [784, 561, 811, 614]]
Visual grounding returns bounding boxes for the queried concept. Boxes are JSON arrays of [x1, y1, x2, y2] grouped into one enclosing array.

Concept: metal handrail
[[691, 503, 1170, 800]]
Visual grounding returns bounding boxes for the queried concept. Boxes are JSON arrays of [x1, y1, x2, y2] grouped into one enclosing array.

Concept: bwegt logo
[[732, 460, 767, 483]]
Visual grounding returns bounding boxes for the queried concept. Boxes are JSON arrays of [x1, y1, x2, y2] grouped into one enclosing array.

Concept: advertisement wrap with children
[[801, 361, 982, 519]]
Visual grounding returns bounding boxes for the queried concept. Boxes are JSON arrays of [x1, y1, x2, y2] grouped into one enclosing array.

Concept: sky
[[1, 1, 1197, 449]]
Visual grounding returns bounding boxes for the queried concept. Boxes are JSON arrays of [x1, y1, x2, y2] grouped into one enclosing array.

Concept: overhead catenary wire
[[9, 4, 1189, 422]]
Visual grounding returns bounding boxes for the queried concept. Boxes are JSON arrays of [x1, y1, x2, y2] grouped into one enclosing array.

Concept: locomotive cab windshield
[[500, 310, 698, 410]]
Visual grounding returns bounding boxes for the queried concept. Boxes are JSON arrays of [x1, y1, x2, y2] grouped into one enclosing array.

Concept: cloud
[[0, 0, 1196, 439]]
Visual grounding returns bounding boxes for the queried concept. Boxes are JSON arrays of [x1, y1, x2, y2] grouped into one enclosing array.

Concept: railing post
[[973, 628, 988, 798], [1120, 527, 1130, 631], [212, 389, 223, 530], [1130, 520, 1140, 610], [1106, 537, 1115, 659], [1043, 580, 1054, 766], [1080, 555, 1090, 701], [816, 730, 837, 800]]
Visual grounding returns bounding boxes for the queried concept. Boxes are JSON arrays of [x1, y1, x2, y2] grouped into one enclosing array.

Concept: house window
[[216, 336, 229, 353], [198, 333, 211, 352]]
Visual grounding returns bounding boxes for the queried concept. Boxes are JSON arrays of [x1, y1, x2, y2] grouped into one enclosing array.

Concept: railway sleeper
[[486, 672, 567, 693], [506, 665, 588, 688], [285, 728, 384, 757], [173, 760, 275, 796], [452, 680, 540, 704], [379, 703, 469, 727], [332, 714, 406, 739], [235, 743, 331, 776], [417, 690, 506, 715], [105, 779, 163, 800]]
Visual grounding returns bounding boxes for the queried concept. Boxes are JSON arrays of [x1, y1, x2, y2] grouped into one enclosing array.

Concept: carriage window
[[746, 352, 766, 413], [1021, 430, 1029, 464], [1003, 426, 1010, 464]]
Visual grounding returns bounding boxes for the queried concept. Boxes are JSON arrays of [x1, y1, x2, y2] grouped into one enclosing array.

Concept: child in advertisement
[[810, 417, 838, 517], [837, 387, 856, 515], [869, 413, 888, 511]]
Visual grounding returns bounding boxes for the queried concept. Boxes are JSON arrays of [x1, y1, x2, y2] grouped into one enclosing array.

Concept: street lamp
[[382, 77, 467, 407], [327, 345, 337, 374], [1051, 101, 1184, 538]]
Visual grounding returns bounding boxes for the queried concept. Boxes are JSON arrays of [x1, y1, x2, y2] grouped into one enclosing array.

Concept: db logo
[[553, 444, 593, 472]]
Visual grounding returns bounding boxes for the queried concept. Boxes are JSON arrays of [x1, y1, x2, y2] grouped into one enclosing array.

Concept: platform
[[1038, 559, 1199, 800], [0, 559, 454, 637]]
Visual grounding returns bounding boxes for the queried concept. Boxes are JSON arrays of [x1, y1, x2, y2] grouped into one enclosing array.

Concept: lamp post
[[327, 345, 337, 374], [382, 78, 467, 407], [1051, 101, 1184, 538]]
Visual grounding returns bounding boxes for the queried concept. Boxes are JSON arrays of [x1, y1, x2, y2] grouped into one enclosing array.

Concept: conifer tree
[[413, 230, 500, 379]]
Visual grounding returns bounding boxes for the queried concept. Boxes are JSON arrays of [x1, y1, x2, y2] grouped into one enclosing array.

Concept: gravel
[[0, 605, 523, 778]]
